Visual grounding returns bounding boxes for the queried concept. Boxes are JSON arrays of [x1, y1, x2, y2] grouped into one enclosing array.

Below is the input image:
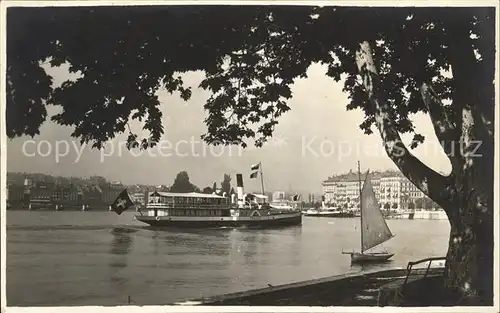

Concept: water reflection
[[109, 227, 134, 269], [108, 227, 135, 295], [284, 226, 302, 267], [350, 259, 394, 272], [150, 230, 160, 256]]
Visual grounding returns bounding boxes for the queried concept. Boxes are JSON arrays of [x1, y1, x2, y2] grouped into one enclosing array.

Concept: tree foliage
[[221, 174, 232, 195], [202, 186, 213, 194], [408, 202, 415, 210], [169, 171, 198, 193], [7, 6, 493, 149]]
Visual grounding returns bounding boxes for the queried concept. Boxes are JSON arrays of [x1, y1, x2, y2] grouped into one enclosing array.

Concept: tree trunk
[[444, 186, 494, 305], [355, 41, 494, 305], [442, 23, 495, 304]]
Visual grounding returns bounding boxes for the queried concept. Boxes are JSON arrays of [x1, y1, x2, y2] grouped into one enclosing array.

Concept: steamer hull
[[135, 212, 302, 228]]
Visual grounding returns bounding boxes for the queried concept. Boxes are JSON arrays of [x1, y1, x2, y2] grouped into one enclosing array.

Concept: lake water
[[6, 210, 450, 306]]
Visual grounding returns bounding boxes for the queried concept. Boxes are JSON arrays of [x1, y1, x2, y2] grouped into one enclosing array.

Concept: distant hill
[[7, 172, 114, 188]]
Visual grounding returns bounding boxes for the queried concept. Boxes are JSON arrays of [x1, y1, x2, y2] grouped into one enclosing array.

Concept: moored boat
[[28, 197, 54, 210], [303, 198, 355, 218], [303, 207, 355, 218], [385, 209, 447, 220], [134, 173, 302, 228]]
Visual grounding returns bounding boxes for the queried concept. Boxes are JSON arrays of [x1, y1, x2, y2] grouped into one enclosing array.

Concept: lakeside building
[[7, 184, 26, 204], [322, 170, 427, 211], [49, 185, 81, 205], [6, 177, 124, 208], [101, 181, 124, 203], [81, 185, 102, 205]]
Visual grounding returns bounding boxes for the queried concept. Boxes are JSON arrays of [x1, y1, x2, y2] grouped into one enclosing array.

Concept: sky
[[6, 62, 452, 194]]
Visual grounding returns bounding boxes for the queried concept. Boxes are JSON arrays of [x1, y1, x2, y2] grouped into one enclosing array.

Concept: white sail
[[360, 174, 393, 252]]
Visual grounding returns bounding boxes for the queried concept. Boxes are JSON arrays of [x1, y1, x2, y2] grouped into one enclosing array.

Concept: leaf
[[410, 133, 425, 148], [6, 6, 494, 152]]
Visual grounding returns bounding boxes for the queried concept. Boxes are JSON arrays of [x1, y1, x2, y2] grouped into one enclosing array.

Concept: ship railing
[[146, 203, 232, 209], [402, 256, 446, 288]]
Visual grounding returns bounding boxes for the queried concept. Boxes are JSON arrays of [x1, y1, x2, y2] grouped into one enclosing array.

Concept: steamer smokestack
[[236, 174, 244, 208]]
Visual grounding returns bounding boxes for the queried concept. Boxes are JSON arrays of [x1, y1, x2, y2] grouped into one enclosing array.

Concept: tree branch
[[420, 83, 457, 143], [420, 82, 462, 174], [355, 41, 454, 209]]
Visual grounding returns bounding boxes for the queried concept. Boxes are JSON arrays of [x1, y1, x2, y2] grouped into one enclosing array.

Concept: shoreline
[[175, 266, 446, 306], [6, 205, 120, 211]]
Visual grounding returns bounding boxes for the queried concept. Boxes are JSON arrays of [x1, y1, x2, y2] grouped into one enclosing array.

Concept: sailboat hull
[[350, 252, 394, 263]]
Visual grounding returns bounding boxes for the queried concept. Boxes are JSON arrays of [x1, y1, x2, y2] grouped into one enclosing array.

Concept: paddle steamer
[[134, 173, 302, 228]]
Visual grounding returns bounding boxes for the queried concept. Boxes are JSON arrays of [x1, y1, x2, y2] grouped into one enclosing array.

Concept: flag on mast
[[110, 189, 135, 215], [250, 162, 260, 179]]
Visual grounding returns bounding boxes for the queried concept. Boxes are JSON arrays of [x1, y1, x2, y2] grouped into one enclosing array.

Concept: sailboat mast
[[358, 161, 363, 254], [259, 163, 265, 195]]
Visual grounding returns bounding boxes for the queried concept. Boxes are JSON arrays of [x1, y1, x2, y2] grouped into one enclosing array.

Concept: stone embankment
[[176, 266, 445, 306]]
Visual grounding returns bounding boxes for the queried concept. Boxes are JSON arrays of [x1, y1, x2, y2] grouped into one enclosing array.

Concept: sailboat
[[342, 162, 395, 263]]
